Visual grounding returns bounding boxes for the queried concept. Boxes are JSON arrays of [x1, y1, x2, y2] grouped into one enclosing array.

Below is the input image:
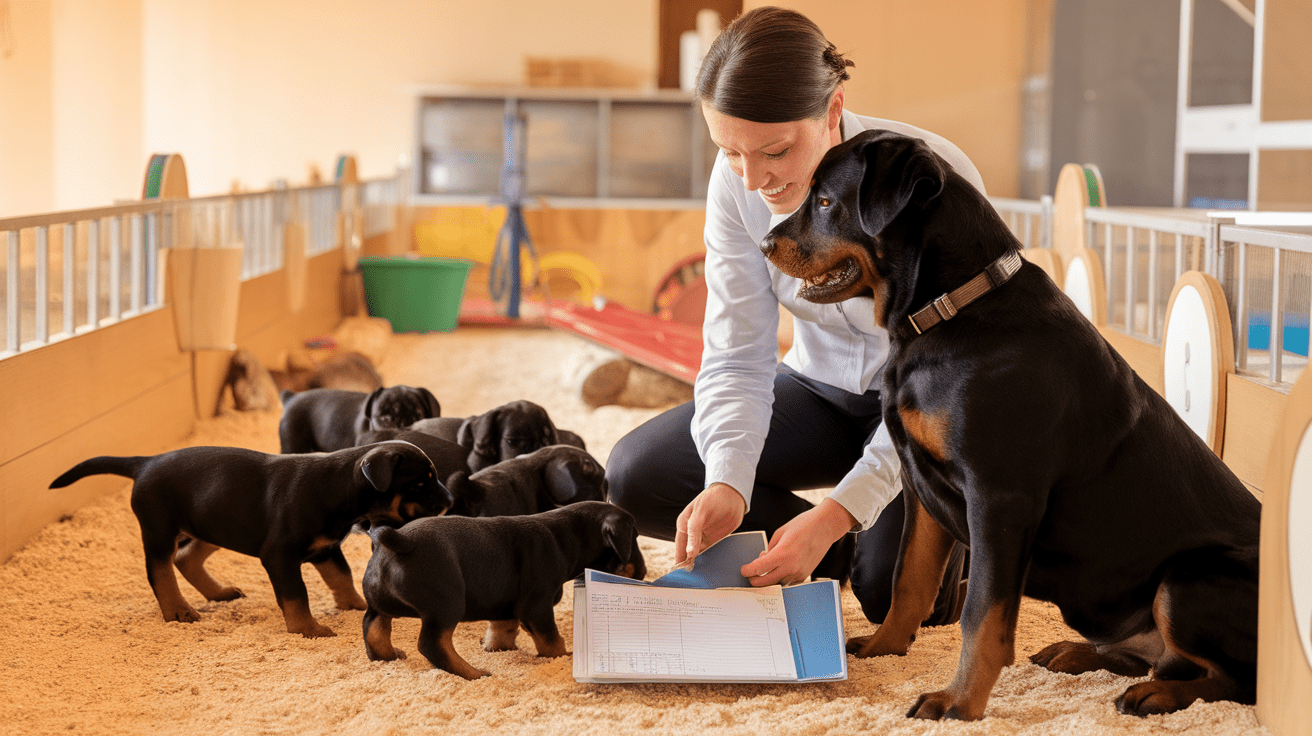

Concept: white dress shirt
[[691, 109, 987, 531]]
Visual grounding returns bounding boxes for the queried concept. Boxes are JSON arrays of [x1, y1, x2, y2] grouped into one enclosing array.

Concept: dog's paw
[[210, 586, 245, 602], [1031, 641, 1151, 677], [332, 592, 368, 611], [907, 691, 979, 721], [163, 607, 201, 623], [846, 633, 911, 658], [293, 622, 337, 639], [1114, 681, 1202, 717]]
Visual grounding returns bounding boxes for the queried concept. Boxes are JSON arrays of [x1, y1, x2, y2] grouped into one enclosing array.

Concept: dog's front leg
[[907, 497, 1030, 721], [848, 489, 955, 658], [263, 552, 335, 638], [309, 544, 368, 610]]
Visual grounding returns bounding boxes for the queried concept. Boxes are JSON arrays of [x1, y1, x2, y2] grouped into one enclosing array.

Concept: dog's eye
[[819, 197, 832, 208]]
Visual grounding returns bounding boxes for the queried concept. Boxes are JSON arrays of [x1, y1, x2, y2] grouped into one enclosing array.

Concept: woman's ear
[[827, 86, 845, 135]]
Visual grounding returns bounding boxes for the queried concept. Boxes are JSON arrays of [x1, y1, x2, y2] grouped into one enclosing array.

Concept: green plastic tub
[[358, 255, 475, 332]]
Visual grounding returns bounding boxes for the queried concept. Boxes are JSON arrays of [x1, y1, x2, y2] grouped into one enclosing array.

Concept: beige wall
[[0, 1, 54, 218], [752, 0, 1030, 197]]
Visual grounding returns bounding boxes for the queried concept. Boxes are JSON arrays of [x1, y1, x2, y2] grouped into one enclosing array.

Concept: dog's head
[[354, 440, 453, 526], [535, 445, 608, 508], [574, 501, 647, 581], [456, 400, 560, 471], [760, 129, 947, 326], [362, 385, 442, 431]]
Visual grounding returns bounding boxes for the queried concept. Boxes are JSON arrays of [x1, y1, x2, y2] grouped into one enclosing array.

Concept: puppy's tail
[[49, 456, 148, 489], [370, 526, 415, 556]]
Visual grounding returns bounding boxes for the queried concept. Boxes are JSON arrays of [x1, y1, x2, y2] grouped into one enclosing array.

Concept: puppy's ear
[[602, 509, 635, 564], [543, 457, 581, 506], [465, 409, 502, 470], [420, 388, 441, 418], [854, 131, 946, 238], [362, 387, 385, 421], [357, 444, 400, 492]]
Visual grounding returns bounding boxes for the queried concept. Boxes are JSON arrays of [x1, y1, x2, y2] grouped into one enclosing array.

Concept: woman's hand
[[674, 483, 747, 565], [740, 498, 857, 586]]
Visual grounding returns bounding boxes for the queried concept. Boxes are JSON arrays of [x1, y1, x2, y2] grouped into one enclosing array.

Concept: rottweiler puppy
[[761, 129, 1260, 719], [49, 441, 451, 637], [356, 428, 471, 485], [410, 399, 585, 471], [443, 444, 608, 518], [279, 385, 441, 453], [361, 501, 646, 679]]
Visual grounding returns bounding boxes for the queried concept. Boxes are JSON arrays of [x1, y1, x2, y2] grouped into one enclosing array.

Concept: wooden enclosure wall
[[0, 248, 346, 562]]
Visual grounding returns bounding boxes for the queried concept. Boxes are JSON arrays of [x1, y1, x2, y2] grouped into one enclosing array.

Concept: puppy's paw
[[1114, 681, 1206, 717], [483, 620, 520, 651], [163, 606, 201, 623], [846, 633, 912, 658], [332, 591, 368, 611], [210, 586, 245, 602], [292, 622, 337, 639], [907, 690, 980, 721]]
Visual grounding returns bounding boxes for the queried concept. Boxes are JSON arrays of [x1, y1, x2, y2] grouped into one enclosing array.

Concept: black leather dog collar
[[908, 250, 1024, 335]]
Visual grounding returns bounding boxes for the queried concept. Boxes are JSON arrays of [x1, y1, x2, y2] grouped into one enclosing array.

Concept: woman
[[608, 6, 981, 626]]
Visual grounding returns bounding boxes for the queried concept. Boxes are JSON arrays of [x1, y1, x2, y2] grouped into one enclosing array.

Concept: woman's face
[[702, 89, 844, 215]]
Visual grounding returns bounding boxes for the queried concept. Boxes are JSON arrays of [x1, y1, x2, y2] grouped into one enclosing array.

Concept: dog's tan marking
[[1113, 584, 1240, 714], [401, 501, 424, 519], [911, 599, 1018, 720], [526, 629, 568, 658], [174, 539, 244, 602], [848, 492, 954, 658], [899, 407, 952, 462], [311, 560, 367, 610], [306, 536, 339, 554], [483, 620, 520, 651], [280, 599, 335, 638], [436, 629, 490, 680], [365, 614, 400, 660], [149, 558, 201, 623]]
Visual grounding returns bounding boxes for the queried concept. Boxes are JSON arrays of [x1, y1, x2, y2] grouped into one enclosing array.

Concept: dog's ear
[[362, 387, 385, 422], [854, 131, 946, 238], [544, 456, 581, 506], [462, 409, 502, 471], [357, 444, 400, 492], [418, 387, 441, 419], [601, 508, 635, 564]]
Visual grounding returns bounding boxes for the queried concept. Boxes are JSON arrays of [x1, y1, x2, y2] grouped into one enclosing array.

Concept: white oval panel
[[1292, 421, 1312, 670], [1162, 284, 1216, 445], [1064, 256, 1093, 321]]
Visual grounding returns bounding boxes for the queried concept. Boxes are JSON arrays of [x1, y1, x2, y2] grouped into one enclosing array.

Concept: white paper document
[[583, 579, 798, 681]]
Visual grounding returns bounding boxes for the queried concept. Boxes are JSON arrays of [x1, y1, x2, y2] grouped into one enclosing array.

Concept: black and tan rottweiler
[[761, 129, 1260, 720], [50, 441, 451, 638], [361, 500, 646, 679]]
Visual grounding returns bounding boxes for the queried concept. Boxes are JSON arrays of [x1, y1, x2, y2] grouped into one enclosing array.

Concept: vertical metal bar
[[1271, 247, 1283, 384], [63, 222, 75, 336], [1126, 226, 1136, 334], [145, 211, 158, 306], [1104, 222, 1115, 328], [1176, 232, 1185, 281], [88, 219, 99, 327], [1237, 241, 1248, 371], [35, 226, 49, 344], [130, 214, 143, 313], [1148, 229, 1159, 340], [1041, 195, 1053, 250], [1249, 0, 1266, 210], [6, 230, 18, 353], [1174, 0, 1194, 208], [597, 100, 610, 199], [109, 216, 122, 321]]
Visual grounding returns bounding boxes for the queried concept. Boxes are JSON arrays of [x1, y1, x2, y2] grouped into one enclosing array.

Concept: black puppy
[[444, 444, 607, 518], [356, 428, 470, 484], [361, 501, 646, 679], [410, 399, 585, 471], [279, 385, 441, 453], [49, 441, 451, 637], [761, 129, 1260, 719]]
